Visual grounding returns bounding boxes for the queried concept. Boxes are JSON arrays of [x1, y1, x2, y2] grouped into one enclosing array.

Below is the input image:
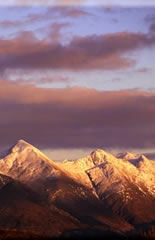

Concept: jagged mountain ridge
[[61, 148, 155, 196], [0, 140, 155, 239], [0, 140, 127, 236]]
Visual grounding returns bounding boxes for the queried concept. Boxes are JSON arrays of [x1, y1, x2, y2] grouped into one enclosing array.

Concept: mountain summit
[[0, 140, 154, 239], [0, 139, 64, 192]]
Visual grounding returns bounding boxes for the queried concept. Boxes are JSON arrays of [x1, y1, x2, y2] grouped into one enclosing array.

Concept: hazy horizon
[[0, 139, 155, 162]]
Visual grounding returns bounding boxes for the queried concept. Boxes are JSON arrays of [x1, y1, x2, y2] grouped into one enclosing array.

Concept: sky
[[0, 0, 155, 161]]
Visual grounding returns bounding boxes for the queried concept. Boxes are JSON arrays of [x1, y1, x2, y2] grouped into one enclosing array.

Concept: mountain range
[[0, 139, 154, 239]]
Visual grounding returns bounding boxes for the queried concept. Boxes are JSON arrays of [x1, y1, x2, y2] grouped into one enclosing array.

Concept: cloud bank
[[0, 81, 154, 150]]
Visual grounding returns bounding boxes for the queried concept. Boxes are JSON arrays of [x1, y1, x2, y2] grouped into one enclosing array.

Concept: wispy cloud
[[1, 0, 155, 6], [47, 22, 70, 43], [145, 13, 155, 32], [0, 20, 23, 28]]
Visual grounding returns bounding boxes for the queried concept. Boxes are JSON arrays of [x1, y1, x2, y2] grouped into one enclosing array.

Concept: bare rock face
[[0, 173, 13, 189], [0, 173, 80, 238], [0, 140, 155, 239], [60, 148, 155, 233], [86, 149, 155, 223], [116, 152, 139, 161]]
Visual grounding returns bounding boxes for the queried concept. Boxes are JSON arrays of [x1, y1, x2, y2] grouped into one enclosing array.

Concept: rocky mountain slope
[[0, 140, 154, 239], [0, 173, 81, 238]]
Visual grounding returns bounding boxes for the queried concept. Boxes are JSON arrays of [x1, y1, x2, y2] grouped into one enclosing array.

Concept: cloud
[[23, 6, 90, 27], [13, 75, 70, 85], [43, 147, 93, 161], [145, 14, 155, 23], [58, 7, 91, 17], [48, 22, 70, 43], [144, 152, 155, 160], [1, 0, 155, 6], [0, 81, 155, 150], [0, 30, 155, 72], [135, 67, 151, 73], [150, 23, 155, 32], [56, 0, 84, 7], [4, 0, 84, 7], [145, 13, 155, 33], [0, 20, 23, 28], [111, 18, 119, 23], [0, 11, 51, 30]]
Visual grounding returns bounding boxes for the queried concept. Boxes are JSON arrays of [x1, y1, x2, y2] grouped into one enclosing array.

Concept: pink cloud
[[48, 22, 70, 43], [0, 30, 155, 72], [0, 81, 155, 149], [59, 7, 91, 17], [0, 20, 23, 28]]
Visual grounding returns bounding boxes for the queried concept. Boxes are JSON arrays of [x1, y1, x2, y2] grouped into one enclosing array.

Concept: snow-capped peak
[[116, 152, 139, 160], [12, 139, 34, 152], [10, 139, 58, 167], [91, 149, 115, 165], [0, 139, 62, 186], [0, 139, 32, 159], [12, 139, 43, 156], [116, 152, 153, 169]]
